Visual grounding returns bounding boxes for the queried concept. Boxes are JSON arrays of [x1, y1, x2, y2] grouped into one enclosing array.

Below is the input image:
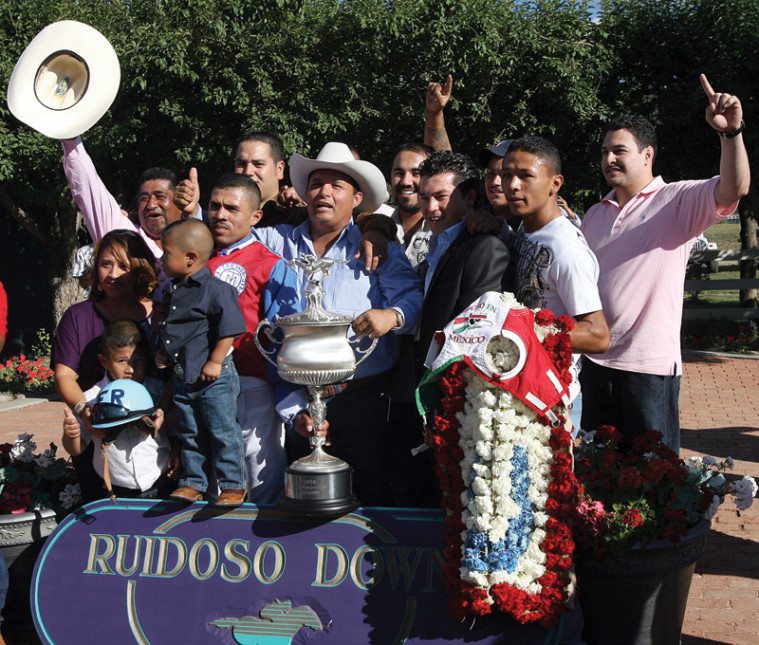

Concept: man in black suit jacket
[[414, 152, 512, 380]]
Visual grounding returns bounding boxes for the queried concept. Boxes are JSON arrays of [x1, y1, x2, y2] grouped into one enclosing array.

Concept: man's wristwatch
[[718, 120, 745, 139]]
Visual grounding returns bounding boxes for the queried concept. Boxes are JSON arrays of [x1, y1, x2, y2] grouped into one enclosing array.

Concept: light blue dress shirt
[[424, 221, 465, 295], [254, 220, 423, 380]]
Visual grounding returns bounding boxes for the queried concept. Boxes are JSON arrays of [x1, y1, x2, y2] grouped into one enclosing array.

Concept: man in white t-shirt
[[502, 136, 610, 430]]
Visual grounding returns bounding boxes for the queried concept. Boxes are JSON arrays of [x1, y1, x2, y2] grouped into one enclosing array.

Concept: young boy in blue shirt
[[159, 219, 248, 507]]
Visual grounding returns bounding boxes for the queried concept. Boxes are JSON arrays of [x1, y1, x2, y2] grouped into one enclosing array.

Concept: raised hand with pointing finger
[[700, 73, 744, 135], [698, 73, 750, 209], [173, 166, 201, 217]]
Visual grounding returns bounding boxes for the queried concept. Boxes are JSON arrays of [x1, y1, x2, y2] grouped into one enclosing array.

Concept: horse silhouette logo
[[211, 600, 324, 644]]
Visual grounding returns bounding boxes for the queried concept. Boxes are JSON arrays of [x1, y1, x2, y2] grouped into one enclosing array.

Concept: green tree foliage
[[0, 0, 754, 329], [599, 0, 759, 303], [1, 0, 607, 217]]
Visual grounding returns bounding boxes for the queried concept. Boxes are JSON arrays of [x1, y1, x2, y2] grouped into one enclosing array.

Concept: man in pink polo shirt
[[580, 74, 750, 451]]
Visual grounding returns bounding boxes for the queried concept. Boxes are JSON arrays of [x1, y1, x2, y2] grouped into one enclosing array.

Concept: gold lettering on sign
[[383, 547, 423, 592], [84, 534, 117, 574], [350, 545, 380, 590], [139, 537, 157, 577], [153, 537, 188, 578], [115, 535, 142, 577], [189, 538, 219, 580], [423, 548, 446, 593], [312, 544, 349, 587], [253, 541, 285, 584], [221, 540, 251, 583]]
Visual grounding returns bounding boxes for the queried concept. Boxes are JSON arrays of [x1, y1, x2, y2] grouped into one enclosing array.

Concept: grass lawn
[[686, 220, 753, 308], [703, 219, 741, 251], [684, 269, 742, 307]]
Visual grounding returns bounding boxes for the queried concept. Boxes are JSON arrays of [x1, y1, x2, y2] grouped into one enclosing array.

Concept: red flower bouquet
[[573, 426, 757, 558]]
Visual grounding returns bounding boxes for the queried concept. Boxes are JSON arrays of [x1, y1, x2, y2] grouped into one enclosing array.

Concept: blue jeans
[[172, 357, 247, 491], [580, 359, 681, 452]]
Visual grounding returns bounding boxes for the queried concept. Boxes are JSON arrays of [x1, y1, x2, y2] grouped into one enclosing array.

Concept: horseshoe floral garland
[[428, 296, 579, 627]]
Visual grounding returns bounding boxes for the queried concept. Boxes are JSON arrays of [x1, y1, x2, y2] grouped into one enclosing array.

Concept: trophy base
[[278, 492, 360, 518], [280, 466, 360, 518]]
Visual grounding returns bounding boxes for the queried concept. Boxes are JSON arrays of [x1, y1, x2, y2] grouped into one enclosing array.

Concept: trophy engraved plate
[[255, 254, 377, 517]]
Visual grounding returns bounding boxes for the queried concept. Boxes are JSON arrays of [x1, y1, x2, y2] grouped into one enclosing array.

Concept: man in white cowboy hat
[[254, 142, 423, 507], [171, 130, 399, 265]]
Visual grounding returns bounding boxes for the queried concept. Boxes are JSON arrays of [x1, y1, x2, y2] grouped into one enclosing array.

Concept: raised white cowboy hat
[[6, 20, 120, 140], [290, 142, 389, 213]]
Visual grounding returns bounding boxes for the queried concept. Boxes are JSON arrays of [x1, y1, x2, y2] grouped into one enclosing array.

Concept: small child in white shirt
[[62, 319, 179, 500]]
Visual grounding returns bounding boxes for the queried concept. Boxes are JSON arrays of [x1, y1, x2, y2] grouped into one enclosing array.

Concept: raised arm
[[61, 137, 161, 255], [424, 75, 453, 152], [700, 74, 751, 209]]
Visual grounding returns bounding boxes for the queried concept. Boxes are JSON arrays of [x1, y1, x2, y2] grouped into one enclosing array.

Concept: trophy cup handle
[[349, 336, 378, 368], [253, 319, 281, 368]]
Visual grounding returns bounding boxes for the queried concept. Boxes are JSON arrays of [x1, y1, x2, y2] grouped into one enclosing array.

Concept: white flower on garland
[[454, 356, 560, 592]]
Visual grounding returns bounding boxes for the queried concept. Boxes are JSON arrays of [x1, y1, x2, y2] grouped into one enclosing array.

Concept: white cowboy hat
[[289, 142, 389, 213], [6, 20, 120, 140]]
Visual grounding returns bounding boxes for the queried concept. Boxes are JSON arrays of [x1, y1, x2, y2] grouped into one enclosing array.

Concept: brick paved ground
[[1, 352, 757, 643], [679, 353, 759, 645]]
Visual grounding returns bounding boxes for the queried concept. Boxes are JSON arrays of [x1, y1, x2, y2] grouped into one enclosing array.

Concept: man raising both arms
[[580, 74, 750, 452]]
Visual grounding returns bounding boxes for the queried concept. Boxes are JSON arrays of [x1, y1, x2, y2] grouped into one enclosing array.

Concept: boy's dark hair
[[101, 319, 142, 355], [137, 167, 177, 192], [392, 142, 435, 161], [605, 114, 657, 156], [162, 218, 214, 261], [212, 172, 263, 210], [418, 151, 483, 207], [237, 131, 285, 164], [507, 136, 563, 175]]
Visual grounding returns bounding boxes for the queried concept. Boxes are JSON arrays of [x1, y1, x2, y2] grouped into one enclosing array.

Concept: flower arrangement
[[681, 318, 759, 353], [0, 355, 55, 395], [421, 293, 580, 628], [573, 426, 757, 559], [0, 433, 81, 515]]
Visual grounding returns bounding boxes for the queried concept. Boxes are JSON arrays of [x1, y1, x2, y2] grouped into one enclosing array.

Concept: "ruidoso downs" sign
[[33, 500, 555, 643]]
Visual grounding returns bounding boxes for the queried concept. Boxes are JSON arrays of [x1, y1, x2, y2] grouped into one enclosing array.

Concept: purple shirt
[[582, 176, 736, 376], [52, 301, 152, 391]]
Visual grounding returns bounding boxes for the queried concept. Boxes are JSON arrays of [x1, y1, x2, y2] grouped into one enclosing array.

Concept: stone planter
[[0, 508, 58, 642], [576, 519, 710, 645]]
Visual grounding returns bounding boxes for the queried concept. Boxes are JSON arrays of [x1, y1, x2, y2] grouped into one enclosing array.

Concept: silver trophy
[[255, 254, 377, 516]]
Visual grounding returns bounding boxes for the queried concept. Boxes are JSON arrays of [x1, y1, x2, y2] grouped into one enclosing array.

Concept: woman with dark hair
[[53, 229, 158, 423]]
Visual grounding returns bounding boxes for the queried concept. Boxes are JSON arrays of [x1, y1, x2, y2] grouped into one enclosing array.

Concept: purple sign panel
[[32, 500, 557, 643]]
